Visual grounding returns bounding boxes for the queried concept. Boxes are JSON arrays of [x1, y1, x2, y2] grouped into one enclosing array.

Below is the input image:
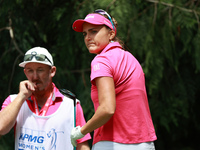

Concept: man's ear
[[24, 69, 27, 77], [50, 66, 56, 77]]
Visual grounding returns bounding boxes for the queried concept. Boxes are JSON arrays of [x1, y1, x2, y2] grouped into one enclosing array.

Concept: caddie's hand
[[70, 126, 85, 147], [19, 80, 36, 100]]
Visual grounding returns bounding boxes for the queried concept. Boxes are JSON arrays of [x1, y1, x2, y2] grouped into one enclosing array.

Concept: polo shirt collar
[[100, 42, 122, 54], [50, 83, 63, 104]]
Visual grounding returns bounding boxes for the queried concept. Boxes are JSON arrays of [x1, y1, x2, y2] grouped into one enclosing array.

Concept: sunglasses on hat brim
[[24, 54, 52, 65]]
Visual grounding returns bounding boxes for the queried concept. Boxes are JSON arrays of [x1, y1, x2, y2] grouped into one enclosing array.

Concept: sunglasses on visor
[[24, 52, 52, 65], [94, 9, 115, 31]]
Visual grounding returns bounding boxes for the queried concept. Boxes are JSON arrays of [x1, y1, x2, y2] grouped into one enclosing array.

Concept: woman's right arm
[[81, 76, 116, 135]]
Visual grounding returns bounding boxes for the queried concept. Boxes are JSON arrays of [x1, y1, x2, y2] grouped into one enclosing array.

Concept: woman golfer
[[70, 9, 157, 150]]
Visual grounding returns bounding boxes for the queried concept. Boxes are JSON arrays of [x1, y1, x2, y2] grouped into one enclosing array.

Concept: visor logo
[[85, 15, 94, 19]]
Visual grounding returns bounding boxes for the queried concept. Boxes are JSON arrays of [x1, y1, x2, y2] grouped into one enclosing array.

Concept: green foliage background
[[0, 0, 200, 149]]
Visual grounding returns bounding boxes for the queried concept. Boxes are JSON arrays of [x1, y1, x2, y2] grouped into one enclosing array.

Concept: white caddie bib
[[10, 95, 75, 150]]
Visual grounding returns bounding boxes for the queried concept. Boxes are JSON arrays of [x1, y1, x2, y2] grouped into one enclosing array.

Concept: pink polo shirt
[[1, 83, 91, 144], [90, 42, 157, 145]]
